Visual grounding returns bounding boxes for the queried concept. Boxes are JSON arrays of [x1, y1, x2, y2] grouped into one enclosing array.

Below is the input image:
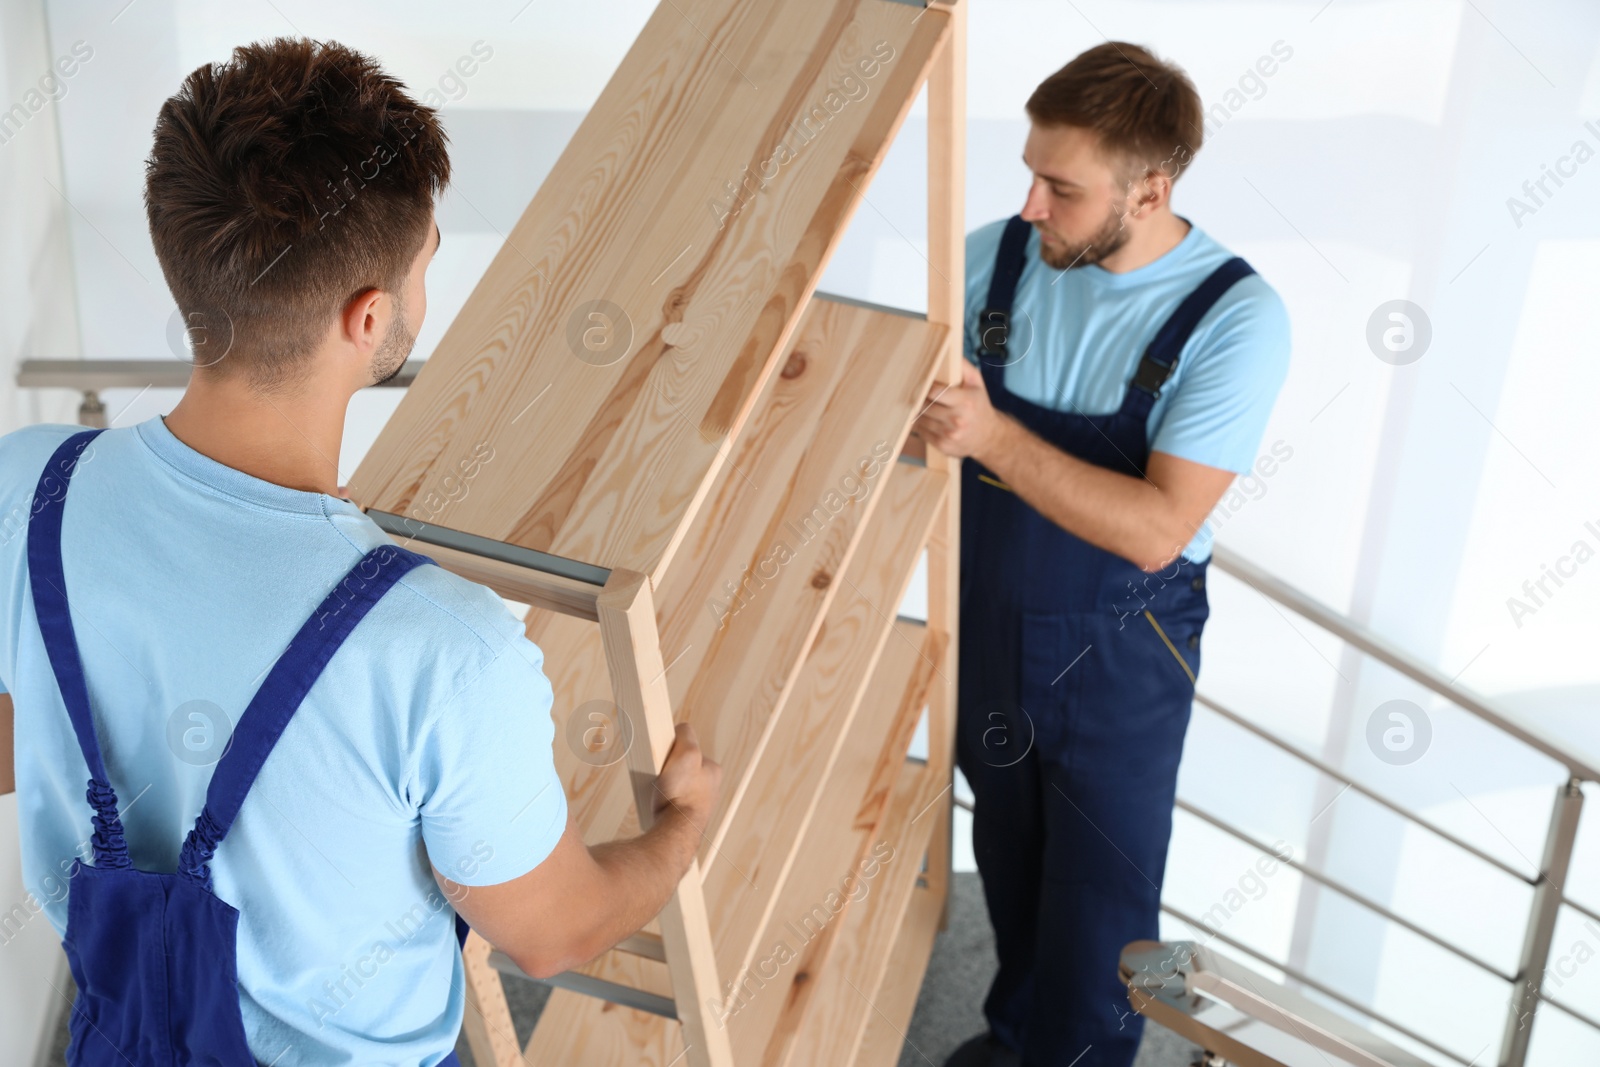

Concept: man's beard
[[369, 295, 416, 386], [1036, 202, 1130, 270]]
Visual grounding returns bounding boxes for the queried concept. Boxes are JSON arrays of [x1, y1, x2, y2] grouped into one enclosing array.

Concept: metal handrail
[[1541, 989, 1600, 1038], [956, 549, 1598, 1063], [1194, 693, 1534, 885], [961, 778, 1594, 1061], [1210, 546, 1600, 783], [1560, 892, 1600, 930], [1204, 545, 1594, 1067], [15, 358, 428, 390], [940, 777, 1491, 1062], [14, 358, 429, 427], [1174, 797, 1516, 983]]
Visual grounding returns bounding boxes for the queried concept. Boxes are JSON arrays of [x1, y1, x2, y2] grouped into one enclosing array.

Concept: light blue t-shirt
[[962, 217, 1291, 561], [0, 416, 567, 1066]]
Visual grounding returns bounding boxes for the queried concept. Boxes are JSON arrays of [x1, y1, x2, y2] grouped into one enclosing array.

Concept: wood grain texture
[[597, 570, 735, 1067], [850, 878, 944, 1067], [704, 463, 947, 992], [522, 296, 946, 857], [522, 985, 687, 1067], [747, 620, 946, 1066], [350, 0, 949, 584], [659, 304, 946, 852], [514, 322, 948, 1064], [923, 0, 967, 927], [772, 736, 948, 1066], [461, 931, 525, 1067], [420, 2, 968, 1060], [522, 617, 945, 1067]]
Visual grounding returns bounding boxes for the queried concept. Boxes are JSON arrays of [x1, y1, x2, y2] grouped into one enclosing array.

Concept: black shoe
[[944, 1031, 1021, 1067]]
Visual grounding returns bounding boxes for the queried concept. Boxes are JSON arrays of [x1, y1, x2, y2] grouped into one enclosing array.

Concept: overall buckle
[[1132, 355, 1175, 396], [977, 308, 1010, 358]]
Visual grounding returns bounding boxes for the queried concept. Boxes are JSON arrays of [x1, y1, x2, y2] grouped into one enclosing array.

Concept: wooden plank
[[519, 591, 945, 1065], [923, 496, 957, 916], [524, 297, 946, 856], [461, 931, 524, 1067], [773, 752, 948, 1066], [922, 0, 966, 929], [512, 888, 948, 1067], [595, 570, 734, 1067], [663, 305, 946, 850], [851, 880, 944, 1067], [734, 620, 946, 1064], [512, 463, 940, 1062], [705, 465, 947, 990], [522, 986, 686, 1067], [349, 0, 951, 584]]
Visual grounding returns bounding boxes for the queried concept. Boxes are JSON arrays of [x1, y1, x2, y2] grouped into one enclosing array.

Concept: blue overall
[[29, 428, 467, 1067], [957, 216, 1255, 1066]]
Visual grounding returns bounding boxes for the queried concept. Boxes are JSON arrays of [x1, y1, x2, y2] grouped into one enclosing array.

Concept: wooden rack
[[347, 1, 965, 1062]]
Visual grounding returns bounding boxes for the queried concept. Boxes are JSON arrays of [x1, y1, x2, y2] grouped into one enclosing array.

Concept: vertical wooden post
[[461, 931, 526, 1067], [595, 568, 736, 1067], [923, 0, 966, 928]]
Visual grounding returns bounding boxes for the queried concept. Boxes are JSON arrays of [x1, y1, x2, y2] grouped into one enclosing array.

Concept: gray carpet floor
[[44, 873, 1200, 1066], [885, 873, 1200, 1067]]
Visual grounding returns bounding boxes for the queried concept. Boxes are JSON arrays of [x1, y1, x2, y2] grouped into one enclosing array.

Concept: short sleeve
[[1149, 277, 1291, 474], [414, 637, 568, 887]]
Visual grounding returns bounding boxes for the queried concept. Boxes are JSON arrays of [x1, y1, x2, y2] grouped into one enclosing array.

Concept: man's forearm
[[978, 415, 1190, 571], [569, 804, 702, 965]]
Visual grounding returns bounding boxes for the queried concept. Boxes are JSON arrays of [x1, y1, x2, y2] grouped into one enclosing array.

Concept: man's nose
[[1020, 181, 1050, 222]]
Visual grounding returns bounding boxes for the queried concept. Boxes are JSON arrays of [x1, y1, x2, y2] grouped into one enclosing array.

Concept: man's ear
[[340, 287, 386, 352], [1131, 169, 1171, 216]]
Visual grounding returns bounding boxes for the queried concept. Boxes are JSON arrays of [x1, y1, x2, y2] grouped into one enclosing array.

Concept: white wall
[[0, 0, 85, 1063], [0, 0, 81, 432], [8, 0, 1600, 1063]]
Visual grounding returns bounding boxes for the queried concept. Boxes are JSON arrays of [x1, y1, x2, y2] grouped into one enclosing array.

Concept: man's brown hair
[[1026, 42, 1203, 184], [144, 37, 451, 392]]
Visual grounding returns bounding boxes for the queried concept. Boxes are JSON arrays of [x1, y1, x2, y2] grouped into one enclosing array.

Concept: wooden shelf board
[[766, 748, 948, 1066], [519, 616, 947, 1067], [850, 877, 945, 1067], [524, 294, 947, 857], [704, 464, 947, 988], [735, 618, 947, 1064], [522, 982, 685, 1067], [349, 0, 951, 583]]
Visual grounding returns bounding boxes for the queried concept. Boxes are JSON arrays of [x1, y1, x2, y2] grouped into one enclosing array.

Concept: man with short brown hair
[[916, 42, 1290, 1067], [0, 36, 717, 1066]]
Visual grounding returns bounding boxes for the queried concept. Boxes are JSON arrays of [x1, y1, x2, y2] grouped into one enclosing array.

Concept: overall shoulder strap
[[178, 543, 434, 887], [26, 428, 130, 869], [975, 214, 1033, 363], [1128, 256, 1256, 402]]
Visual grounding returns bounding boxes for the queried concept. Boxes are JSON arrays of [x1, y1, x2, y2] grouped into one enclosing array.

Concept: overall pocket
[[1051, 604, 1199, 781]]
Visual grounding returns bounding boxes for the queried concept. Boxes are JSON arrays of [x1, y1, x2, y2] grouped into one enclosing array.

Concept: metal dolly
[[1121, 940, 1436, 1067]]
